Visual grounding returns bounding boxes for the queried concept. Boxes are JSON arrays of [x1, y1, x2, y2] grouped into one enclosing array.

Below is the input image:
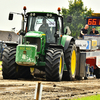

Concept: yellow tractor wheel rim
[[30, 68, 34, 73], [71, 50, 76, 75], [59, 57, 62, 74]]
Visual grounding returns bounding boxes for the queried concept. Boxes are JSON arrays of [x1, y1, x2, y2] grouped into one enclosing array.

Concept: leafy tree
[[61, 0, 94, 38]]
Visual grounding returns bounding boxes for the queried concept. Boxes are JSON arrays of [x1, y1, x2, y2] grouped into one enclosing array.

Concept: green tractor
[[2, 7, 77, 81]]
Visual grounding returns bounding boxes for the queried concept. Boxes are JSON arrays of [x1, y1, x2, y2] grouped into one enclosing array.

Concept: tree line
[[61, 0, 94, 38]]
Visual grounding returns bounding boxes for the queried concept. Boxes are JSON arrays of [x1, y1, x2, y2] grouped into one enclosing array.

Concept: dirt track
[[0, 71, 100, 100]]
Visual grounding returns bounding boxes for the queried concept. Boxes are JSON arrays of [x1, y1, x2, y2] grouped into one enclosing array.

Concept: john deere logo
[[20, 47, 25, 50], [26, 47, 31, 50], [20, 47, 31, 50]]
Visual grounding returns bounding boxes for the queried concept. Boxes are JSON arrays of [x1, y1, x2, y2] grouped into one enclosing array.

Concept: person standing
[[79, 24, 89, 39], [90, 26, 99, 35]]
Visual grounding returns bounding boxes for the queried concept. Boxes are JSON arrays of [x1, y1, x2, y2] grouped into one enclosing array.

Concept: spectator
[[79, 24, 89, 39], [90, 26, 99, 35]]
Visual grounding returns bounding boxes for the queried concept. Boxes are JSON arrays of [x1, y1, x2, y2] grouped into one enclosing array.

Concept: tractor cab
[[25, 12, 64, 44]]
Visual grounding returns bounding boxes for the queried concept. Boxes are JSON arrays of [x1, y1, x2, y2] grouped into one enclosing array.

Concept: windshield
[[27, 15, 56, 43]]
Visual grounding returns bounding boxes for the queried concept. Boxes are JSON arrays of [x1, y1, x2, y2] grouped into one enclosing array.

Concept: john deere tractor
[[2, 7, 77, 81]]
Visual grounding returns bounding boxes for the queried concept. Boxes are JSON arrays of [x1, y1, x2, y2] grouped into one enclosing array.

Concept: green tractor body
[[15, 12, 69, 69], [2, 9, 77, 81], [16, 31, 46, 66], [16, 31, 68, 70]]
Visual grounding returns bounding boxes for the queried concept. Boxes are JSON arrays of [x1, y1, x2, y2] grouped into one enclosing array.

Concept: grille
[[26, 37, 41, 52]]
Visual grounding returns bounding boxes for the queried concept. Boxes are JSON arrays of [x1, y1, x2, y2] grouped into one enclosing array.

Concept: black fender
[[5, 41, 18, 48], [49, 44, 64, 50], [64, 36, 75, 52]]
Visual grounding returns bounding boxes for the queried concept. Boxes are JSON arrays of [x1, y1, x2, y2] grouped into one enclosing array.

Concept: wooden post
[[34, 82, 43, 100]]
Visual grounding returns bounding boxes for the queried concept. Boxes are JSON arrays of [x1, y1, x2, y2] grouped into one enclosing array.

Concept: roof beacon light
[[57, 7, 61, 14], [58, 7, 61, 11], [23, 6, 27, 11]]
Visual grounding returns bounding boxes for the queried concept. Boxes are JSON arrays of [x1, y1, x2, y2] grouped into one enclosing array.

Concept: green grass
[[70, 94, 100, 100]]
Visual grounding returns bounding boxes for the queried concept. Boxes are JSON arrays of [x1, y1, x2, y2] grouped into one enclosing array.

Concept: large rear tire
[[65, 42, 77, 81], [2, 47, 18, 79], [45, 48, 64, 81]]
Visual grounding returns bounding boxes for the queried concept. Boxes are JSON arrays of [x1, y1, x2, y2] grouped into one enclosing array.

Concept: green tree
[[62, 0, 94, 38]]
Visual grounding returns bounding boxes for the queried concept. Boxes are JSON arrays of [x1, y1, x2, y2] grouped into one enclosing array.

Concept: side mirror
[[8, 13, 13, 20], [67, 16, 72, 23]]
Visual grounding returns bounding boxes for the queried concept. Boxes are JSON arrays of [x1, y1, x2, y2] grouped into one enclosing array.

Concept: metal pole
[[34, 82, 43, 100]]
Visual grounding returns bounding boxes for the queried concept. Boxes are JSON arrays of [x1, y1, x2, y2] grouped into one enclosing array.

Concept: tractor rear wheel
[[2, 47, 18, 79], [65, 42, 77, 81], [45, 48, 64, 81]]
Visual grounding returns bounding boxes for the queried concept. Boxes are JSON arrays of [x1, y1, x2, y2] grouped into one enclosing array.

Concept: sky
[[0, 0, 100, 32]]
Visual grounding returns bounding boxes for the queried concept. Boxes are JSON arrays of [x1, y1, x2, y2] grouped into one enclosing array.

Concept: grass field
[[71, 94, 100, 100]]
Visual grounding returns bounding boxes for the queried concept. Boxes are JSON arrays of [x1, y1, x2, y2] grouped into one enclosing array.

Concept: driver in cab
[[90, 26, 99, 35], [39, 18, 51, 43], [39, 18, 50, 34]]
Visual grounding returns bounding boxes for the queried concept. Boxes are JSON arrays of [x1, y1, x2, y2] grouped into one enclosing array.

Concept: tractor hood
[[25, 31, 46, 38], [16, 44, 37, 66]]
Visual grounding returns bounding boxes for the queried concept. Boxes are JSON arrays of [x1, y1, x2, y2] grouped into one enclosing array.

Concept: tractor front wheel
[[45, 48, 64, 81], [2, 47, 18, 79]]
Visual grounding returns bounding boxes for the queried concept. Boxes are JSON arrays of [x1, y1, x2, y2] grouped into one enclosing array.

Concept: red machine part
[[86, 57, 97, 69]]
